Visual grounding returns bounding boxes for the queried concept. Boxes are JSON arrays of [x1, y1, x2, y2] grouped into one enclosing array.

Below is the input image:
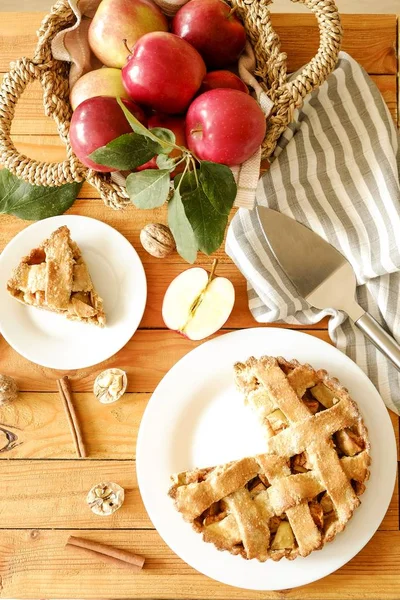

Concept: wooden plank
[[0, 219, 328, 329], [1, 529, 400, 599], [4, 74, 396, 136], [0, 392, 146, 460], [141, 262, 325, 329], [0, 198, 236, 263], [0, 460, 149, 529], [6, 79, 61, 136], [0, 329, 333, 393], [0, 459, 396, 531], [2, 393, 398, 461], [272, 14, 398, 75], [0, 13, 44, 73], [0, 13, 396, 75]]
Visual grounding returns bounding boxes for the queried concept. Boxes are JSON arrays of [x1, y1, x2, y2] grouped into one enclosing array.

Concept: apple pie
[[169, 356, 370, 562], [7, 226, 106, 327]]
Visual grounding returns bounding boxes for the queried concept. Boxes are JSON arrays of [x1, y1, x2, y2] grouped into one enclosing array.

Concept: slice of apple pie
[[7, 226, 106, 327], [169, 356, 370, 562]]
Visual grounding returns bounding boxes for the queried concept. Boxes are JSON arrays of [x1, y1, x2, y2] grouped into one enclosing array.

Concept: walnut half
[[86, 482, 124, 516], [94, 369, 127, 404]]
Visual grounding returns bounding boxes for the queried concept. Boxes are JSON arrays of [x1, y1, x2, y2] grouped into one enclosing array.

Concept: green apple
[[70, 68, 129, 110], [88, 0, 168, 69]]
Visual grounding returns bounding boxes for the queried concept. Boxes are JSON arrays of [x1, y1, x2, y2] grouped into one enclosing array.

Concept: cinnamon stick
[[66, 536, 145, 570], [57, 376, 86, 458]]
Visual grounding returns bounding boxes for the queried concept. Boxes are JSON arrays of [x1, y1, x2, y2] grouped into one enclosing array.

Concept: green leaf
[[150, 128, 175, 145], [156, 154, 176, 170], [117, 98, 175, 151], [126, 169, 171, 209], [175, 169, 198, 194], [199, 161, 237, 214], [150, 127, 176, 154], [117, 97, 154, 138], [89, 133, 162, 170], [168, 188, 197, 263], [0, 169, 82, 221], [179, 170, 229, 255]]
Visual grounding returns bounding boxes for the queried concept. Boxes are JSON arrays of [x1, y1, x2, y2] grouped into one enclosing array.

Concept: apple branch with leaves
[[89, 98, 237, 263]]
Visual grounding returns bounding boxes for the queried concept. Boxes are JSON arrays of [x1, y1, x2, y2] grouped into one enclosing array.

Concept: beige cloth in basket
[[51, 0, 271, 209]]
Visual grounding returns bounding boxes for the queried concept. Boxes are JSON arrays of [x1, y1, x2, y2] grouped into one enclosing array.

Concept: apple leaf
[[126, 169, 171, 209], [117, 98, 176, 153], [89, 133, 162, 170], [117, 97, 155, 138], [150, 127, 176, 154], [156, 154, 176, 170], [178, 170, 229, 255], [199, 161, 237, 214], [168, 188, 197, 263], [0, 169, 82, 220]]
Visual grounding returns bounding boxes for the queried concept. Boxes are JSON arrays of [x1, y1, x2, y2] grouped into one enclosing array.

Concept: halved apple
[[162, 264, 235, 341]]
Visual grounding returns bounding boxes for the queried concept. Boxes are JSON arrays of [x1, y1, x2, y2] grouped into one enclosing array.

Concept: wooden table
[[0, 11, 399, 600]]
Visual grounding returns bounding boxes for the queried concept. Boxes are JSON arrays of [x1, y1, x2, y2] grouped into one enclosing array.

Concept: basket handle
[[279, 0, 342, 103], [0, 56, 85, 186], [239, 0, 342, 158]]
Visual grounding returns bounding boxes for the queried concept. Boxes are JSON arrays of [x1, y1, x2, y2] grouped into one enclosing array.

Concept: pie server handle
[[353, 311, 400, 372]]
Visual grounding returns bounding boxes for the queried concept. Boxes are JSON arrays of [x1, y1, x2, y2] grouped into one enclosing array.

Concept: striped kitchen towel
[[226, 52, 400, 414]]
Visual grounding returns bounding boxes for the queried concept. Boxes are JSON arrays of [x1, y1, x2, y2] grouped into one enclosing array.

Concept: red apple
[[69, 96, 146, 172], [70, 68, 129, 110], [137, 114, 187, 174], [199, 70, 248, 94], [122, 32, 206, 114], [172, 0, 246, 69], [186, 89, 266, 165], [88, 0, 168, 69]]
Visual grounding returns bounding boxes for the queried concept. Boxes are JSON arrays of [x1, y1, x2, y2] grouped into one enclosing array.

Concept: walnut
[[86, 482, 124, 516], [140, 223, 176, 258], [0, 375, 18, 405], [94, 368, 127, 404]]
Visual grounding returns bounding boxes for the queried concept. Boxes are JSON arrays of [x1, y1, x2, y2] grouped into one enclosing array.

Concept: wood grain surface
[[0, 13, 397, 75], [0, 530, 399, 600], [0, 10, 399, 600], [1, 393, 398, 460]]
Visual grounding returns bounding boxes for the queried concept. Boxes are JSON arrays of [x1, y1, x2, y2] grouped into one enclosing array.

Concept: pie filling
[[169, 357, 370, 562]]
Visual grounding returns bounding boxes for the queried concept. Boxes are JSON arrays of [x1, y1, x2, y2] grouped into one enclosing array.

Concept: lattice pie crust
[[169, 356, 370, 562], [7, 226, 106, 327]]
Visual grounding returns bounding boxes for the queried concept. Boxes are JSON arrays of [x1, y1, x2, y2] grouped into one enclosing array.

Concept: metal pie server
[[257, 205, 400, 371]]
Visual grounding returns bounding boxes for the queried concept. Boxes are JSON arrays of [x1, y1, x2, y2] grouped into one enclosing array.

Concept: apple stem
[[123, 38, 132, 55], [208, 258, 218, 284], [190, 157, 199, 185]]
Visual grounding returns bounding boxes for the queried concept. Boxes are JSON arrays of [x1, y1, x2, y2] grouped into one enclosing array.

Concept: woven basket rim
[[0, 0, 342, 209]]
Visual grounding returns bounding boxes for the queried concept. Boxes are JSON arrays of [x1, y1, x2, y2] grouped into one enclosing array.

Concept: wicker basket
[[0, 0, 342, 210]]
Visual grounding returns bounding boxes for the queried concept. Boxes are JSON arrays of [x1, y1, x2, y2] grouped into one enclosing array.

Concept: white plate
[[0, 215, 147, 370], [137, 327, 397, 591]]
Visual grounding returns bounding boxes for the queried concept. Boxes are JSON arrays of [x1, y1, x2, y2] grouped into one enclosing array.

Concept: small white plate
[[137, 328, 397, 591], [0, 215, 147, 370]]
